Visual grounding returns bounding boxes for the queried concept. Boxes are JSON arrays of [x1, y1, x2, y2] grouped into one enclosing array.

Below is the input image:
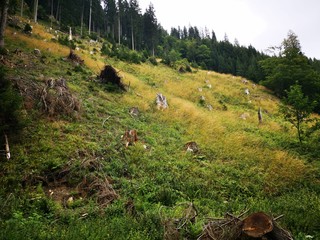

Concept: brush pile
[[13, 77, 80, 118], [99, 65, 126, 91]]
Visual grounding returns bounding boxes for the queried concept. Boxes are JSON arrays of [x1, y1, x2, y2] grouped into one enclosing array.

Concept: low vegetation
[[0, 17, 319, 240]]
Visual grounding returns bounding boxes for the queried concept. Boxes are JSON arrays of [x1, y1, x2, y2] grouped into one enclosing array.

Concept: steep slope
[[1, 19, 319, 239]]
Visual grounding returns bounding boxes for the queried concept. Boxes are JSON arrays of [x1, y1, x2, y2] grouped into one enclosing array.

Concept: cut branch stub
[[242, 212, 273, 237]]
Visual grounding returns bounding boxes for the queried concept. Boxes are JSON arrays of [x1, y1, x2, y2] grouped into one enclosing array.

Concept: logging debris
[[99, 65, 126, 91], [13, 77, 80, 118]]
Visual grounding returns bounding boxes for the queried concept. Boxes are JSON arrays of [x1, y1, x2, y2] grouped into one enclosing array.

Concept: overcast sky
[[138, 0, 320, 59]]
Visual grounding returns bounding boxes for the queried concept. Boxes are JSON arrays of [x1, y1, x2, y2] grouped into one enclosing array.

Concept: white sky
[[138, 0, 320, 59]]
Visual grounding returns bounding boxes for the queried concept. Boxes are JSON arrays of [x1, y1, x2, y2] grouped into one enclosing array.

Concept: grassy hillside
[[1, 18, 319, 239]]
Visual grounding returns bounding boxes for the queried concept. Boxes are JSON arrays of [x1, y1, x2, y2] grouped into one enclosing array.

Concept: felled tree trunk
[[241, 212, 293, 240]]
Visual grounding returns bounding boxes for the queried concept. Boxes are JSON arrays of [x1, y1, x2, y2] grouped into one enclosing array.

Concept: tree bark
[[117, 11, 120, 44], [55, 0, 60, 21], [88, 0, 92, 35], [242, 212, 273, 237], [131, 17, 134, 50], [20, 0, 24, 17], [80, 0, 84, 36], [242, 212, 293, 240], [33, 0, 39, 23], [265, 221, 293, 240], [0, 0, 9, 48], [50, 0, 53, 27]]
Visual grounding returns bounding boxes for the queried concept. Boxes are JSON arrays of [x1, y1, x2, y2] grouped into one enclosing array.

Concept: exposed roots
[[68, 50, 84, 65], [99, 65, 126, 91]]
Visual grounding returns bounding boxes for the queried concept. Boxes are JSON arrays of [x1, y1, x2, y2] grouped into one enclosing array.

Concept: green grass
[[0, 18, 319, 239]]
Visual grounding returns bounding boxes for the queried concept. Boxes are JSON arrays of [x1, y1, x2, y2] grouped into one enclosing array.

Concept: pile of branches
[[13, 77, 80, 118], [22, 157, 118, 208], [99, 65, 126, 91], [77, 174, 118, 208], [40, 78, 81, 117], [198, 211, 293, 240]]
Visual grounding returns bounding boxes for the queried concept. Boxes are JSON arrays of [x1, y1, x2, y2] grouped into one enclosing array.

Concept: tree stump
[[242, 212, 293, 240], [242, 212, 273, 237]]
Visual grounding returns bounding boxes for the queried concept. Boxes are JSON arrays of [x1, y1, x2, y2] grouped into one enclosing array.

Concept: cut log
[[242, 212, 293, 240], [242, 212, 273, 237]]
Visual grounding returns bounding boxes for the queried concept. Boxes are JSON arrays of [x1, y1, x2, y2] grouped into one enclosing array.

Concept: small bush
[[58, 36, 76, 49], [23, 23, 32, 34], [101, 43, 111, 56], [129, 50, 142, 64], [148, 56, 158, 65]]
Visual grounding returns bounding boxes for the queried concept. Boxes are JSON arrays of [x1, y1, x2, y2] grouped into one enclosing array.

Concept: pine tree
[[128, 0, 141, 50], [104, 0, 117, 38], [143, 3, 157, 55], [260, 31, 320, 112], [280, 84, 316, 143]]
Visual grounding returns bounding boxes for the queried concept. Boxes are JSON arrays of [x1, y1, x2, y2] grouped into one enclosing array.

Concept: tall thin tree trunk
[[88, 0, 92, 35], [33, 0, 39, 23], [118, 12, 120, 44], [111, 25, 114, 39], [20, 0, 24, 17], [51, 0, 54, 16], [50, 0, 54, 27], [103, 17, 107, 35], [58, 4, 61, 24], [80, 0, 84, 36], [0, 0, 9, 48], [131, 17, 134, 50], [55, 0, 60, 21]]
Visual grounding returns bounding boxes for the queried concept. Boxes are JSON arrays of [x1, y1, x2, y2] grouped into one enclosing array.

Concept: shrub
[[23, 23, 32, 34], [129, 50, 142, 64], [163, 49, 181, 66], [148, 56, 158, 65], [101, 43, 111, 56], [58, 36, 76, 49]]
